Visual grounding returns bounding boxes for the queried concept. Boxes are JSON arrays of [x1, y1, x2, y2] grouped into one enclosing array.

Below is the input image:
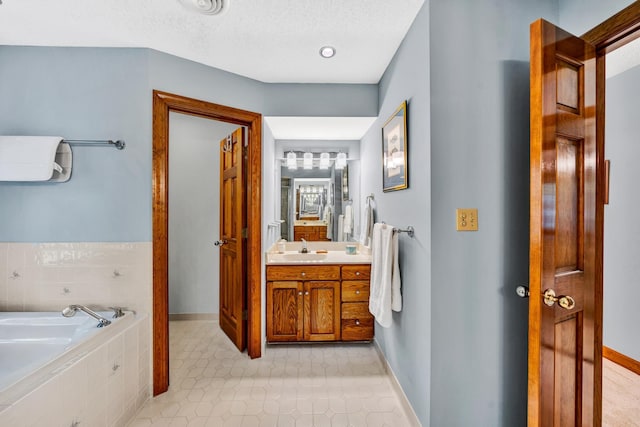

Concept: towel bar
[[63, 139, 126, 150], [394, 226, 415, 238]]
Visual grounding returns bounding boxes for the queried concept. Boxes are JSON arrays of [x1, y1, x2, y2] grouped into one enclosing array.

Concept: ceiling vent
[[178, 0, 224, 15]]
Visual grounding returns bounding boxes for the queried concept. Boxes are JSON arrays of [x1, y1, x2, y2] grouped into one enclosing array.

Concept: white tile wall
[[0, 242, 152, 314], [0, 313, 150, 427]]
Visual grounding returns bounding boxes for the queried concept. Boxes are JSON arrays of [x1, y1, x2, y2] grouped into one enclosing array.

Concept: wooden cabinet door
[[529, 19, 600, 426], [303, 281, 341, 341], [266, 281, 303, 342]]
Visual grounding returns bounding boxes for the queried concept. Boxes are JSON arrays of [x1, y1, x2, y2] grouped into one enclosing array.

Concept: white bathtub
[[0, 311, 116, 392], [0, 310, 150, 427]]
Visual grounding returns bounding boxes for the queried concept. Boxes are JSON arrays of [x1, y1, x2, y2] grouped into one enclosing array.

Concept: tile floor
[[129, 320, 416, 427], [602, 358, 640, 426]]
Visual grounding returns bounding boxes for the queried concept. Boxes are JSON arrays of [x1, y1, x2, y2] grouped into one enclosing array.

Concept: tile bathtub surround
[[130, 320, 418, 427], [0, 313, 151, 427], [0, 242, 152, 314]]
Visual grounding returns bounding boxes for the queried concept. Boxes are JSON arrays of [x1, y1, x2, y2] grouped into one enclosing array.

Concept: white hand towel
[[369, 223, 402, 327], [325, 207, 333, 240], [343, 205, 353, 234], [359, 202, 374, 247], [0, 136, 63, 181]]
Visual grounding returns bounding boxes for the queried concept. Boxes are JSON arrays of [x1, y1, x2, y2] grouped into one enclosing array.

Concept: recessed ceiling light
[[319, 46, 336, 59]]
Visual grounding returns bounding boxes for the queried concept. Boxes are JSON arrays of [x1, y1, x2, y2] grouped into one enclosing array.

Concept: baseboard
[[168, 313, 218, 321], [603, 346, 640, 375], [373, 339, 422, 427]]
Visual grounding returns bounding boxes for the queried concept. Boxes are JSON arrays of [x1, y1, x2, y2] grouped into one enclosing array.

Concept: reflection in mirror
[[278, 151, 354, 242]]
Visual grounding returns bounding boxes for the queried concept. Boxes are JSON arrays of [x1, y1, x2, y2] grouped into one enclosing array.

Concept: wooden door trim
[[582, 2, 640, 53], [582, 7, 640, 422], [603, 346, 640, 375], [152, 90, 262, 396]]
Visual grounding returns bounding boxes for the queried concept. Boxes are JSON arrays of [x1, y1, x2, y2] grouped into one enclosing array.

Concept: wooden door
[[219, 128, 247, 351], [529, 19, 601, 426], [304, 281, 341, 341], [266, 281, 304, 342]]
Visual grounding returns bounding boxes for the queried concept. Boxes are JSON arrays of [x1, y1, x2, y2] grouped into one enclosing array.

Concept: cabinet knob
[[355, 320, 360, 325], [356, 272, 360, 276], [301, 272, 306, 277], [298, 291, 303, 296], [355, 290, 360, 294]]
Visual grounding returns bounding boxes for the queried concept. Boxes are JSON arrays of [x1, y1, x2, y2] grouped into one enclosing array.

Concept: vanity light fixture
[[319, 46, 336, 59], [303, 152, 313, 169], [286, 151, 297, 170], [319, 152, 330, 169], [335, 152, 347, 169]]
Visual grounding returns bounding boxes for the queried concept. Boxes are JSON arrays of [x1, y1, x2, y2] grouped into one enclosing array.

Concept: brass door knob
[[543, 289, 576, 310]]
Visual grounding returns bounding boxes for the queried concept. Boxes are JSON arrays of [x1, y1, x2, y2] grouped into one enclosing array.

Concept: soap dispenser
[[277, 239, 287, 254]]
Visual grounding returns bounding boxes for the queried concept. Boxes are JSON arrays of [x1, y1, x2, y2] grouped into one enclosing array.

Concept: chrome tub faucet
[[61, 304, 112, 328]]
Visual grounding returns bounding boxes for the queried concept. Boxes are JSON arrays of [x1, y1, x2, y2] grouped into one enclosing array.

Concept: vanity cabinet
[[293, 225, 329, 241], [266, 264, 373, 343], [341, 265, 374, 341], [266, 265, 341, 342]]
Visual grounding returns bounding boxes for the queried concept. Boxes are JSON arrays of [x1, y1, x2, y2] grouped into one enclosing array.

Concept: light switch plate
[[456, 208, 478, 231]]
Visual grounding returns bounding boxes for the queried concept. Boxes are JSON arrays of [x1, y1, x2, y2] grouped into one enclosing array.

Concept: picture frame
[[382, 101, 408, 192]]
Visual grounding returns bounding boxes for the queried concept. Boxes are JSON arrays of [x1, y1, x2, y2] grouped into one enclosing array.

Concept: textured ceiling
[[0, 0, 425, 84]]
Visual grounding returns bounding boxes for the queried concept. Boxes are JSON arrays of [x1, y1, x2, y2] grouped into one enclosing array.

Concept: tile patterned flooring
[[129, 320, 415, 427], [603, 358, 640, 427]]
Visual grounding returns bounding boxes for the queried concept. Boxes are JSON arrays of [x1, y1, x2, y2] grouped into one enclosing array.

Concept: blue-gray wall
[[0, 47, 150, 242], [0, 46, 377, 242], [558, 0, 634, 35], [168, 113, 238, 314], [603, 64, 640, 362], [429, 1, 556, 425], [359, 2, 431, 423]]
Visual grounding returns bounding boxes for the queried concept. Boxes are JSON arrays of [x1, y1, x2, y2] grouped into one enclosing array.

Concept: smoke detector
[[178, 0, 224, 15]]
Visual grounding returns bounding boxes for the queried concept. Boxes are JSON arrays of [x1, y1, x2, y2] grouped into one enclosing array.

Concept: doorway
[[152, 90, 262, 396]]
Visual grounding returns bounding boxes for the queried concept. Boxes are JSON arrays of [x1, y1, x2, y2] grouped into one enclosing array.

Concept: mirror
[[278, 153, 355, 242], [298, 184, 327, 219]]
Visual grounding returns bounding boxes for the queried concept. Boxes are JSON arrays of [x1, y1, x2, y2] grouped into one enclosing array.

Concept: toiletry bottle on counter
[[277, 239, 287, 253]]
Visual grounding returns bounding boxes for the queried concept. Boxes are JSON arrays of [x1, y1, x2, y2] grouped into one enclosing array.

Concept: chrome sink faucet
[[62, 304, 112, 328], [300, 238, 308, 253]]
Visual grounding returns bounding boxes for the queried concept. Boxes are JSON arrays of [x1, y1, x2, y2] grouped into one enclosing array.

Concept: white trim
[[373, 339, 422, 427]]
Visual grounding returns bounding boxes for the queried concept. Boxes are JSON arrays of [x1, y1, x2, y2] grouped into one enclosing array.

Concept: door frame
[[580, 3, 640, 422], [151, 90, 262, 396]]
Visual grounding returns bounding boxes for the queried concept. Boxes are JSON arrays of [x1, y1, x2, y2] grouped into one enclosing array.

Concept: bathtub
[[0, 310, 150, 427]]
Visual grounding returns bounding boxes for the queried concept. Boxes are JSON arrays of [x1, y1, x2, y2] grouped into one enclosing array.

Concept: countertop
[[265, 241, 371, 265]]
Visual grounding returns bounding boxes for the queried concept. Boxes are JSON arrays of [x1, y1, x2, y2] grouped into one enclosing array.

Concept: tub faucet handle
[[108, 306, 125, 318]]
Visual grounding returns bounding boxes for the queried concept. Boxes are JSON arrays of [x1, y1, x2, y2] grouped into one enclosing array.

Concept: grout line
[[373, 338, 422, 427]]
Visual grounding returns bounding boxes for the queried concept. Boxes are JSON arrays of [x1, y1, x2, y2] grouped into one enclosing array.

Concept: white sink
[[282, 253, 327, 261]]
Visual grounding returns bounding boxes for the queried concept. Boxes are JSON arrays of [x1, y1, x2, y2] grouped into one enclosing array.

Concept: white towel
[[0, 136, 63, 181], [359, 202, 374, 247], [337, 215, 344, 242], [369, 223, 402, 327], [343, 204, 353, 235], [325, 206, 333, 240]]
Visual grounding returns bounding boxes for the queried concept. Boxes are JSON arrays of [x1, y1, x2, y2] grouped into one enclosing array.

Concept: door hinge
[[242, 228, 248, 238], [222, 135, 233, 152], [242, 310, 248, 320]]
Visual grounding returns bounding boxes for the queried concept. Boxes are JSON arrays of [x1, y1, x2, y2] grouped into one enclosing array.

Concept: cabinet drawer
[[341, 265, 371, 280], [341, 302, 373, 320], [267, 265, 340, 281], [341, 318, 374, 341], [341, 281, 370, 302]]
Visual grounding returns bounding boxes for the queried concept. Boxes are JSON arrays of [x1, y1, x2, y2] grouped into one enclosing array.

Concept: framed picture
[[382, 101, 408, 192]]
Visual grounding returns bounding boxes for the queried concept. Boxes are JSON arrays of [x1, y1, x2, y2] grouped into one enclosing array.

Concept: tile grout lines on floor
[[129, 320, 415, 427]]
